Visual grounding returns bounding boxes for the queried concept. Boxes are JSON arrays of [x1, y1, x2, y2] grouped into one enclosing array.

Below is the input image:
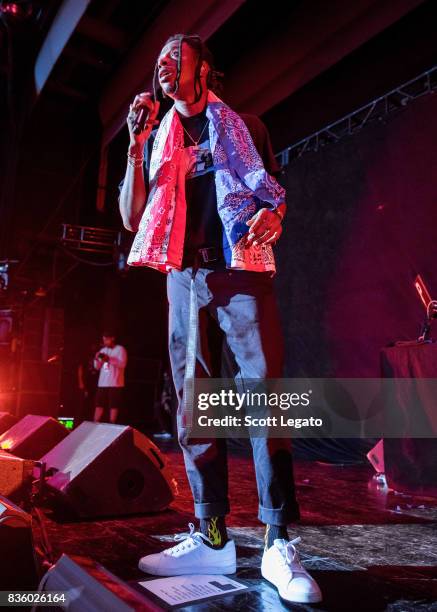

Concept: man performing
[[93, 332, 127, 424], [119, 34, 322, 604]]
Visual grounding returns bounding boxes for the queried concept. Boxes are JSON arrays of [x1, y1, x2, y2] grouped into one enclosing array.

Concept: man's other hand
[[245, 207, 283, 247]]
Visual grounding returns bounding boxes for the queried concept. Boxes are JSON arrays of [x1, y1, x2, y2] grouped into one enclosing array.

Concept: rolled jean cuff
[[194, 500, 230, 519], [258, 503, 300, 525]]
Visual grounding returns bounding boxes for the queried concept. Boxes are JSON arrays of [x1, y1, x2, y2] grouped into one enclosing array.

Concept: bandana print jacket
[[127, 91, 286, 273]]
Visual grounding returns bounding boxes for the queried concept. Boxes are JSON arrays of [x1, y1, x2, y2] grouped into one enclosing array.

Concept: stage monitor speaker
[[0, 495, 39, 590], [40, 422, 177, 518], [0, 411, 18, 435], [39, 554, 158, 611], [0, 449, 34, 500], [0, 414, 69, 460], [384, 438, 437, 498]]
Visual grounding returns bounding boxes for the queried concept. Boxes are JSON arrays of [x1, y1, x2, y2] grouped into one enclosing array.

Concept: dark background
[[276, 91, 437, 378], [0, 0, 436, 430]]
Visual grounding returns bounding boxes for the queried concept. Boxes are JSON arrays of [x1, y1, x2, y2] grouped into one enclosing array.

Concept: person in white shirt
[[93, 332, 128, 424]]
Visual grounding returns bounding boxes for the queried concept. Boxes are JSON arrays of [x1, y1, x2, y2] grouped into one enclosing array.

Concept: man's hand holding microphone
[[127, 92, 160, 159], [120, 92, 160, 232]]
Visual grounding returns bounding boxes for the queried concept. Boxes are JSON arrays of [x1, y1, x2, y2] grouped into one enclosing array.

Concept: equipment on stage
[[366, 439, 385, 474], [414, 274, 437, 341], [0, 260, 18, 291], [0, 449, 34, 501], [0, 414, 69, 460], [384, 438, 437, 498], [369, 437, 437, 498], [38, 554, 156, 611], [39, 421, 177, 518], [380, 341, 437, 497], [0, 411, 18, 434], [0, 494, 39, 590]]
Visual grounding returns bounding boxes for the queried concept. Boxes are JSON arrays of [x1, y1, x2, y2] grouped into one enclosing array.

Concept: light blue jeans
[[167, 263, 300, 525]]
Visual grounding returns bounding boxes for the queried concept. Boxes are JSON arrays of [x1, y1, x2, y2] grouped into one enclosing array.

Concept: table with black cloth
[[380, 341, 437, 497]]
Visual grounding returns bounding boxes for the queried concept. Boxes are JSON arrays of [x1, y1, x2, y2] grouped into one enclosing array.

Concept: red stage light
[[0, 2, 33, 19], [1, 3, 19, 14]]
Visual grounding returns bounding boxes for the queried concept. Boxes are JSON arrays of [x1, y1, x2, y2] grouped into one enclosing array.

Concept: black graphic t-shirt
[[177, 108, 222, 266], [139, 110, 280, 268]]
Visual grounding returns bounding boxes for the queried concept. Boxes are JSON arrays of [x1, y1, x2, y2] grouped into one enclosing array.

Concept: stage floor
[[36, 441, 437, 611]]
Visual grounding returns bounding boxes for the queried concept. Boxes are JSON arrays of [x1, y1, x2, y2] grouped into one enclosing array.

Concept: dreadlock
[[153, 33, 223, 103]]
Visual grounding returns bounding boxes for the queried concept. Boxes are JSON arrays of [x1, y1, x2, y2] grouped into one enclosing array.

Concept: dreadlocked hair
[[153, 33, 224, 103]]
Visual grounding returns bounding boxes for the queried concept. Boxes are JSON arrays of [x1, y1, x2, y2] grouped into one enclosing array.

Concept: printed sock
[[265, 524, 289, 550], [200, 516, 228, 549]]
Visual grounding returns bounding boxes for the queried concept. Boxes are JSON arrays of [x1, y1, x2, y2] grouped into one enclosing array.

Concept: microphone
[[132, 107, 150, 135]]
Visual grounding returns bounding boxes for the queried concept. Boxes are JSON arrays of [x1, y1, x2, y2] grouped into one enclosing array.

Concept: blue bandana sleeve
[[208, 103, 285, 208]]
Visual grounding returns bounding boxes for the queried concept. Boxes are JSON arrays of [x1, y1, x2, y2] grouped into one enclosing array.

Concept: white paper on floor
[[138, 574, 247, 606]]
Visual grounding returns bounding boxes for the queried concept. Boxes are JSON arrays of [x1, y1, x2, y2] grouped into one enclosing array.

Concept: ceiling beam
[[63, 45, 111, 72], [76, 15, 127, 50], [34, 0, 91, 96], [93, 0, 121, 21], [223, 0, 426, 115], [99, 0, 245, 145], [46, 80, 89, 101]]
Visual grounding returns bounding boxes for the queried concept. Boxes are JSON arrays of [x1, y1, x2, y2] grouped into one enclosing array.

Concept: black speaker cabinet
[[0, 414, 69, 460], [0, 495, 39, 589], [40, 422, 177, 518]]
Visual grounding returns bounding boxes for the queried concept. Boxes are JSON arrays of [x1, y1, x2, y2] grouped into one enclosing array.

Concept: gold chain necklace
[[181, 119, 209, 147]]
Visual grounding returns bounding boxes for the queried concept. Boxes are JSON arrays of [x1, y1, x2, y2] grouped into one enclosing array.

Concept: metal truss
[[61, 224, 121, 255], [276, 66, 437, 167]]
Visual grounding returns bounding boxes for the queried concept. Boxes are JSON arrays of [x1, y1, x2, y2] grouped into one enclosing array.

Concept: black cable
[[31, 506, 54, 566]]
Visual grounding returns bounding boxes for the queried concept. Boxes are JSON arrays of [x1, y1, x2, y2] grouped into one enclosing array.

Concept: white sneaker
[[261, 537, 322, 604], [138, 523, 236, 576]]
